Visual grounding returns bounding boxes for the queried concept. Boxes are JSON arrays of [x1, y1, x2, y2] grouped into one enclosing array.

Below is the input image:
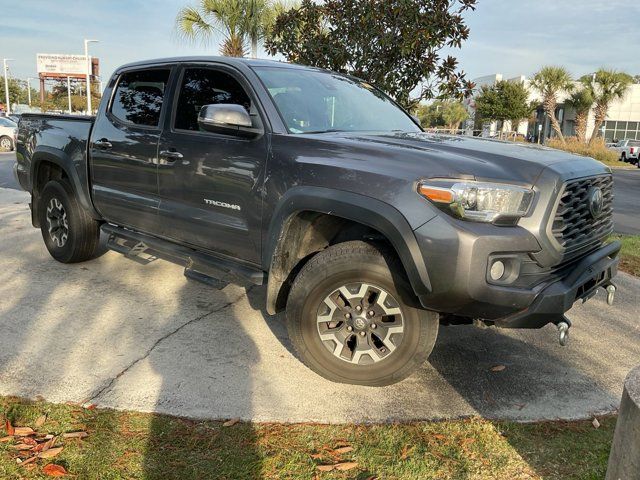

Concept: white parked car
[[0, 116, 17, 151], [612, 139, 640, 164]]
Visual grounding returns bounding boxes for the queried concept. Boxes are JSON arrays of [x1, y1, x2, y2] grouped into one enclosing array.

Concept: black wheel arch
[[263, 187, 432, 315], [30, 147, 100, 227]]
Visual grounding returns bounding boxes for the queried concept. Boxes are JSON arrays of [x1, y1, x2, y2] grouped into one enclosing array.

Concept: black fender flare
[[31, 146, 99, 219], [263, 186, 432, 314]]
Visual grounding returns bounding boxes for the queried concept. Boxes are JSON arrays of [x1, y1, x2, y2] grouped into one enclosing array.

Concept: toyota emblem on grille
[[588, 187, 604, 218]]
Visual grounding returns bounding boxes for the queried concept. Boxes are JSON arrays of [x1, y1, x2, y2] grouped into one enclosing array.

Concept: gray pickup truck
[[15, 57, 620, 386]]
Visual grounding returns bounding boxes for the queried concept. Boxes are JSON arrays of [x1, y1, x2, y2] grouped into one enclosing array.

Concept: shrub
[[547, 137, 619, 165]]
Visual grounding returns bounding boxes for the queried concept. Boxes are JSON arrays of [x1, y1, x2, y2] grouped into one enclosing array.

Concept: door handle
[[93, 139, 112, 150], [159, 150, 184, 161]]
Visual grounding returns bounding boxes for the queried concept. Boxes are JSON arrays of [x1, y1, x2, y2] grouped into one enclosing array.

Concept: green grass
[[609, 234, 640, 276], [1, 396, 616, 479]]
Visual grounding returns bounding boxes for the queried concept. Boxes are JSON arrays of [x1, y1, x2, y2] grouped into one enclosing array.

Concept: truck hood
[[308, 131, 606, 186]]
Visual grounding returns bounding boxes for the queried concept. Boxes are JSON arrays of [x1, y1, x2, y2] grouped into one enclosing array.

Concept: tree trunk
[[543, 96, 565, 144], [589, 102, 608, 145], [575, 111, 588, 143], [251, 37, 258, 59]]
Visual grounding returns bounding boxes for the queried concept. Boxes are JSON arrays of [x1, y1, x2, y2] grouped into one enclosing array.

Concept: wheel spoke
[[316, 282, 405, 365]]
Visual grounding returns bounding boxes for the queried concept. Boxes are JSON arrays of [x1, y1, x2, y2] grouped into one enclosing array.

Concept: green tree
[[633, 74, 640, 84], [530, 66, 574, 144], [415, 100, 468, 129], [265, 0, 477, 110], [475, 80, 534, 132], [441, 101, 469, 130], [565, 87, 593, 143], [582, 69, 633, 144], [176, 0, 290, 58], [0, 78, 36, 108]]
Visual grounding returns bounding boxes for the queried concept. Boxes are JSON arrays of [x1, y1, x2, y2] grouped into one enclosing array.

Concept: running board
[[102, 224, 265, 287]]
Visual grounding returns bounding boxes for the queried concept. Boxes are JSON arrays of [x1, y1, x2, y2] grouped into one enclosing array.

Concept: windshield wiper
[[302, 129, 347, 134]]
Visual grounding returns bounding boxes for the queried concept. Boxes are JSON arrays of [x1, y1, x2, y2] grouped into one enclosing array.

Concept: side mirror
[[410, 114, 422, 127], [197, 104, 261, 138]]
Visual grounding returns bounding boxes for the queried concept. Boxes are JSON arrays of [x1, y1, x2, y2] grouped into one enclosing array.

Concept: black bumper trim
[[494, 241, 621, 329]]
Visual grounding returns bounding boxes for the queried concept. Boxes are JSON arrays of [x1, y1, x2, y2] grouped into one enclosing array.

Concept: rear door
[[90, 67, 173, 234], [156, 64, 268, 265]]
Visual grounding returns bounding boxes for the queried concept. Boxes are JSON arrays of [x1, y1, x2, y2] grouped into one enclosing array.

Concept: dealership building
[[469, 73, 640, 142]]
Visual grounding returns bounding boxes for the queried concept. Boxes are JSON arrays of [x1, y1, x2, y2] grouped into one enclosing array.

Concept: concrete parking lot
[[0, 185, 639, 423]]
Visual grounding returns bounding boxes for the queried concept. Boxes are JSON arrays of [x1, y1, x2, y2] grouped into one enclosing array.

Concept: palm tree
[[565, 87, 593, 143], [176, 0, 292, 58], [530, 66, 574, 145], [583, 69, 633, 145]]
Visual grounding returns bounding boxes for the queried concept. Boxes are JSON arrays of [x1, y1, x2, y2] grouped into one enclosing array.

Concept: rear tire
[[621, 153, 627, 163], [286, 241, 438, 386], [38, 179, 102, 263]]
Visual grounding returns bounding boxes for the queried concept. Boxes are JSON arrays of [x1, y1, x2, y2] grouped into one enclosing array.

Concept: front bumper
[[413, 215, 620, 328], [493, 240, 619, 328]]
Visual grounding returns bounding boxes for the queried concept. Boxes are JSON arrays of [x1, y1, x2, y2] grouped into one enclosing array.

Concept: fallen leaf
[[38, 447, 63, 459], [43, 463, 68, 476], [5, 419, 15, 436], [316, 465, 335, 472], [0, 436, 13, 442], [592, 418, 600, 429], [14, 427, 35, 437], [83, 403, 96, 410], [432, 434, 447, 441], [34, 415, 47, 428], [460, 438, 476, 447], [19, 456, 38, 466], [333, 446, 353, 455], [22, 437, 37, 446], [490, 365, 506, 372], [335, 462, 358, 471], [222, 418, 240, 427], [310, 453, 323, 459], [62, 431, 88, 439], [400, 444, 414, 460], [11, 443, 34, 451]]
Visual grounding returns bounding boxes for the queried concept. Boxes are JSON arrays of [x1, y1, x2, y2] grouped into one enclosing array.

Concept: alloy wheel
[[316, 282, 405, 365], [46, 197, 69, 248]]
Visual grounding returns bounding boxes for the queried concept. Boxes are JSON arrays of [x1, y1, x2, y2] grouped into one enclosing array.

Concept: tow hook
[[556, 317, 571, 347], [606, 284, 616, 306]]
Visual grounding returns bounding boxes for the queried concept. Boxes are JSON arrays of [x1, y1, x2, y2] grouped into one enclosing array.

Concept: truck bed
[[15, 113, 94, 195]]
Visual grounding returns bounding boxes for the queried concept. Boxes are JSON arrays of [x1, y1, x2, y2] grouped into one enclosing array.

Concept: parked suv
[[15, 57, 620, 386]]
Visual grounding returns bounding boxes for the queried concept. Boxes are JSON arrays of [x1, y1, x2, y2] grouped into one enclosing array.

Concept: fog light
[[490, 260, 505, 280]]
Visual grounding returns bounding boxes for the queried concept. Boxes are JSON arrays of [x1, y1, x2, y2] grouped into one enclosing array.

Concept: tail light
[[631, 147, 636, 155]]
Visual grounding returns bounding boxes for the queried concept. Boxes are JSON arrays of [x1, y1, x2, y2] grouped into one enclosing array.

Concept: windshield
[[0, 117, 17, 128], [254, 66, 421, 134]]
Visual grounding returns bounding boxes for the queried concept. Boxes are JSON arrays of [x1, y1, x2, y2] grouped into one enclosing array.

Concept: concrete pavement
[[0, 186, 639, 423]]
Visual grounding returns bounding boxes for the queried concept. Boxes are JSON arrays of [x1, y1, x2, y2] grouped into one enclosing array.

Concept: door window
[[174, 68, 252, 132], [111, 69, 171, 127]]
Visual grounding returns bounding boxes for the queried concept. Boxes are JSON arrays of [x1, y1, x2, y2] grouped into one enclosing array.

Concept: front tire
[[286, 241, 438, 386], [38, 179, 102, 263], [0, 136, 13, 151]]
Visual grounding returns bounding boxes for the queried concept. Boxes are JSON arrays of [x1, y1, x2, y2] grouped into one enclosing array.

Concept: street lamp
[[26, 77, 35, 107], [84, 39, 99, 114], [3, 58, 14, 115]]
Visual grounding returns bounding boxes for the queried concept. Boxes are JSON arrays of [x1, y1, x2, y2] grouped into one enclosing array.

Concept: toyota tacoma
[[15, 57, 620, 386]]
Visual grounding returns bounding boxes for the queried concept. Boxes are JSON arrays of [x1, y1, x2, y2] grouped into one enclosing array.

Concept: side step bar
[[101, 224, 265, 287]]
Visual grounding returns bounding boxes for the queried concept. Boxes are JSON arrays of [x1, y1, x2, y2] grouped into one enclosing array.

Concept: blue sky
[[1, 0, 639, 88]]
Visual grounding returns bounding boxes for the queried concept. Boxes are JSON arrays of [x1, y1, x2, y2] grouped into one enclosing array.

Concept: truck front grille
[[551, 174, 614, 255]]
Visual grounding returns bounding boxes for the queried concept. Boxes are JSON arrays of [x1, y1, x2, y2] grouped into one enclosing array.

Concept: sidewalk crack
[[86, 289, 250, 403]]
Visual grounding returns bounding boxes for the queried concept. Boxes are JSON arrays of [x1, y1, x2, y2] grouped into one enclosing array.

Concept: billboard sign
[[37, 54, 88, 76]]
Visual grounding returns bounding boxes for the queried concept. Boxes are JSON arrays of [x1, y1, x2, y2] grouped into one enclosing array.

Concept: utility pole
[[84, 39, 98, 114], [67, 76, 72, 114], [3, 59, 13, 115], [26, 77, 35, 106]]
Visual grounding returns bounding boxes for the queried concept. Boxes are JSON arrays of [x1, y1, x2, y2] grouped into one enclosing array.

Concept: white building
[[470, 73, 640, 142]]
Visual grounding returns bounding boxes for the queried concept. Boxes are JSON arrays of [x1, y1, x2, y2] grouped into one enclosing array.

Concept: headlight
[[418, 181, 534, 223]]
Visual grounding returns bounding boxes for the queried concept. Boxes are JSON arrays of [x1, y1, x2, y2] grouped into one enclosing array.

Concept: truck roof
[[115, 56, 311, 74]]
